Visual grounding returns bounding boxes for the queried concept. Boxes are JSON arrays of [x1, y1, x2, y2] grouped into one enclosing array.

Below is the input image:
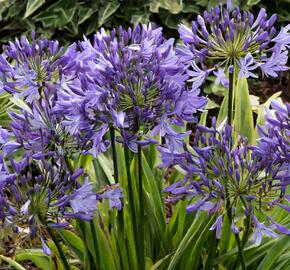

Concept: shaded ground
[[249, 77, 290, 104]]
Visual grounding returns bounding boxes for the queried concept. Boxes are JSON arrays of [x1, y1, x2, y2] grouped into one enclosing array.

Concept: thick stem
[[234, 233, 247, 270], [241, 197, 251, 248], [46, 226, 71, 270], [110, 127, 125, 235], [228, 68, 234, 127], [109, 127, 119, 183], [76, 221, 96, 270], [225, 192, 246, 270], [89, 220, 100, 269], [124, 146, 139, 261], [137, 143, 145, 270], [204, 230, 217, 270]]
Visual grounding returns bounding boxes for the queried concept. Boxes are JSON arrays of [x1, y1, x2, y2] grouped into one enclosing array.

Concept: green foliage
[[0, 255, 26, 270], [16, 250, 55, 270], [0, 0, 288, 46], [0, 1, 289, 269], [0, 92, 14, 128], [233, 78, 255, 145]]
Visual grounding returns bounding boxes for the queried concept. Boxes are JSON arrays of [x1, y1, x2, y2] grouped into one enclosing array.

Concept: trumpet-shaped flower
[[55, 24, 206, 155], [0, 33, 63, 103], [256, 100, 290, 178], [161, 118, 290, 241], [177, 1, 290, 89], [0, 155, 123, 253]]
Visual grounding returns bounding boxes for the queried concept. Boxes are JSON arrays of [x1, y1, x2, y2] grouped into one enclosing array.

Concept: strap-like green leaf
[[233, 78, 255, 145], [0, 255, 26, 270], [257, 236, 290, 270], [24, 0, 45, 18]]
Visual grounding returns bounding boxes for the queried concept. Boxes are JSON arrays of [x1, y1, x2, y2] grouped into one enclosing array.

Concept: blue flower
[[161, 117, 290, 240], [55, 24, 206, 155], [0, 33, 63, 103], [0, 154, 123, 250], [177, 1, 290, 88]]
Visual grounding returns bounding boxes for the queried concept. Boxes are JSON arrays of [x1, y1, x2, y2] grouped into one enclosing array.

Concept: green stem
[[137, 143, 145, 270], [109, 127, 119, 183], [110, 127, 125, 239], [0, 255, 26, 270], [241, 197, 251, 248], [76, 221, 96, 270], [64, 155, 74, 173], [225, 193, 246, 270], [228, 67, 234, 127], [204, 230, 218, 270], [234, 232, 247, 270], [89, 219, 100, 269], [46, 226, 71, 270], [124, 146, 139, 261]]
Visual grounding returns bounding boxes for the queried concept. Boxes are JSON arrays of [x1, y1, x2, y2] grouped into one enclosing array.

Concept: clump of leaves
[[0, 0, 287, 46]]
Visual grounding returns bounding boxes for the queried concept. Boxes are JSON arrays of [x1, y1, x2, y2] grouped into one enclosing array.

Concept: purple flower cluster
[[256, 100, 290, 166], [55, 24, 206, 155], [0, 35, 97, 161], [0, 155, 122, 254], [0, 33, 63, 103], [161, 116, 290, 243], [177, 1, 290, 89], [0, 34, 124, 254]]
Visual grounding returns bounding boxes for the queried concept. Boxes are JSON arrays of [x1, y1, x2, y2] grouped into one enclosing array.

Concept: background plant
[[0, 1, 289, 270], [0, 0, 290, 46]]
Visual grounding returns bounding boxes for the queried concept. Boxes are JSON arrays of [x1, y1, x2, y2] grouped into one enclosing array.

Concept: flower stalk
[[124, 146, 139, 261], [137, 142, 145, 270], [225, 192, 246, 270], [41, 218, 70, 270], [109, 126, 119, 183], [228, 67, 234, 126]]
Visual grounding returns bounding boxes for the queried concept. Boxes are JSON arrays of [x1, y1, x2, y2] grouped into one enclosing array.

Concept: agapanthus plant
[[0, 33, 63, 103], [0, 34, 124, 263], [0, 154, 122, 257], [52, 25, 207, 270], [256, 100, 290, 166], [55, 24, 207, 156], [2, 89, 82, 160], [177, 0, 290, 135], [177, 1, 290, 87], [161, 118, 290, 245]]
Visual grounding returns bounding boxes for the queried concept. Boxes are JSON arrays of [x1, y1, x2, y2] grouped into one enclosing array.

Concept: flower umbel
[[0, 33, 63, 103], [0, 155, 123, 251], [161, 118, 290, 241], [177, 1, 290, 88], [55, 24, 206, 155]]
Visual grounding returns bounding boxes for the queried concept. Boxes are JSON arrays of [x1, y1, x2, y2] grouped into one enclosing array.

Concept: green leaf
[[150, 253, 173, 269], [149, 0, 183, 14], [94, 154, 114, 185], [77, 3, 98, 25], [16, 250, 52, 270], [24, 0, 45, 18], [257, 236, 290, 270], [247, 0, 262, 5], [58, 229, 84, 261], [98, 1, 120, 27], [167, 213, 211, 270], [34, 0, 77, 29], [233, 78, 255, 145], [0, 92, 14, 128], [254, 92, 281, 140], [10, 96, 32, 114], [93, 216, 117, 270], [217, 94, 228, 126], [0, 255, 26, 270]]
